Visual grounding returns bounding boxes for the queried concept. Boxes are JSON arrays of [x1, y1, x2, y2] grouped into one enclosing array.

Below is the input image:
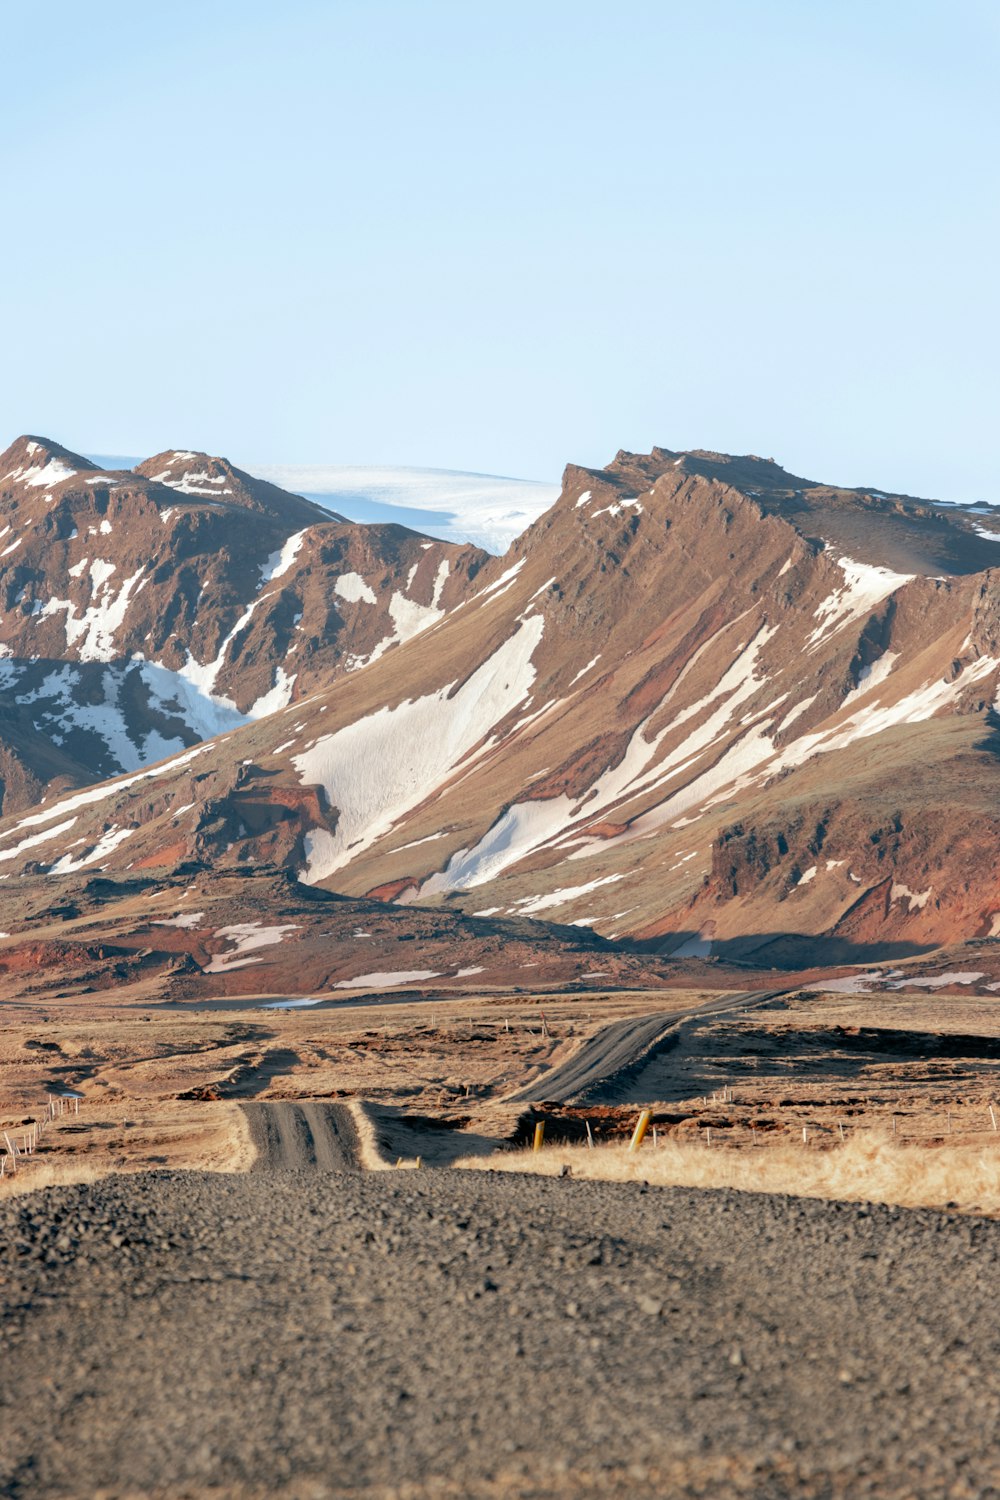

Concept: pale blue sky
[[2, 1, 998, 501]]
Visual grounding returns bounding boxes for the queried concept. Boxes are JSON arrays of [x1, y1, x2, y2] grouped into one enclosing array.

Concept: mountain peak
[[558, 444, 998, 580], [0, 434, 99, 489], [135, 449, 341, 526]]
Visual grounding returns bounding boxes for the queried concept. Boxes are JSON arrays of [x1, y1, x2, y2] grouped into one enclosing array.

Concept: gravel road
[[1, 1170, 997, 1498], [517, 990, 790, 1103], [241, 1101, 359, 1170]]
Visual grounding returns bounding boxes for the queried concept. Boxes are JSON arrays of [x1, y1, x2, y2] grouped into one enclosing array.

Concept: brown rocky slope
[[4, 443, 1000, 984], [0, 437, 485, 814]]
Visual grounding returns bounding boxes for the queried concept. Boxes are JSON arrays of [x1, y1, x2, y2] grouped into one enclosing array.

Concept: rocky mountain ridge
[[4, 437, 1000, 992], [0, 436, 485, 815]]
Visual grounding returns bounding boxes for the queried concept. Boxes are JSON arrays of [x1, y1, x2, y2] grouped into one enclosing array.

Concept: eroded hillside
[[4, 442, 1000, 976]]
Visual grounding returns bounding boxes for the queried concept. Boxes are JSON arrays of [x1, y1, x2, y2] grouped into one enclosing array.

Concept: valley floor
[[3, 984, 1000, 1216]]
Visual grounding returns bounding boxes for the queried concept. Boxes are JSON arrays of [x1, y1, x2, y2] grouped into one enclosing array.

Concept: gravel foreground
[[1, 1171, 998, 1500]]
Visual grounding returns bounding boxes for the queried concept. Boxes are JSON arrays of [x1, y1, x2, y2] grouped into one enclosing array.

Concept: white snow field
[[245, 464, 560, 553]]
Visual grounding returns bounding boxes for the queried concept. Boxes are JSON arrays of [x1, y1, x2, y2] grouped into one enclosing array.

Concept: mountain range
[[3, 434, 1000, 1003], [90, 454, 560, 553]]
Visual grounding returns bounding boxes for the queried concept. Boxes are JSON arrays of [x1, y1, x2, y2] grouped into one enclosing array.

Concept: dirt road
[[2, 1170, 997, 1498], [241, 1100, 359, 1170], [515, 988, 790, 1102]]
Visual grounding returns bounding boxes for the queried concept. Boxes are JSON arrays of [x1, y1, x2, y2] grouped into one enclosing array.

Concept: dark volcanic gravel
[[0, 1170, 998, 1498]]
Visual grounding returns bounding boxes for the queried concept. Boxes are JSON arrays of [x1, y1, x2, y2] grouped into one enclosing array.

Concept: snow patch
[[21, 458, 77, 489], [570, 655, 601, 686], [807, 556, 913, 648], [157, 469, 233, 498], [293, 615, 545, 882], [591, 496, 644, 520], [261, 530, 307, 584], [890, 882, 932, 911], [431, 558, 450, 608], [514, 873, 624, 915], [334, 970, 441, 989], [421, 796, 575, 895], [0, 818, 77, 864], [841, 652, 900, 709], [205, 922, 299, 974], [892, 971, 984, 990], [671, 932, 713, 958], [335, 573, 377, 605], [47, 825, 135, 874], [41, 565, 146, 662], [473, 558, 525, 603], [249, 666, 296, 716]]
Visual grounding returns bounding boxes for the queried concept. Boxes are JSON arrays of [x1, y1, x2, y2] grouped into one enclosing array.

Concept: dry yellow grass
[[348, 1101, 396, 1171], [351, 1100, 516, 1170], [458, 1130, 1000, 1217], [0, 1158, 117, 1200], [0, 1100, 254, 1201]]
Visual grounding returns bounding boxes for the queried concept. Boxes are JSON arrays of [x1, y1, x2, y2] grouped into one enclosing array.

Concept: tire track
[[512, 988, 794, 1103], [241, 1101, 360, 1170]]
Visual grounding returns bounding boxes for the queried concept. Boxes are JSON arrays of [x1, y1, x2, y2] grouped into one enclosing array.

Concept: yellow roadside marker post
[[629, 1110, 652, 1153], [532, 1121, 545, 1153]]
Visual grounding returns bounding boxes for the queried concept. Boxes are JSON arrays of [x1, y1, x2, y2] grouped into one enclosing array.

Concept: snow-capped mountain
[[6, 440, 1000, 985], [0, 437, 484, 814], [91, 455, 561, 554]]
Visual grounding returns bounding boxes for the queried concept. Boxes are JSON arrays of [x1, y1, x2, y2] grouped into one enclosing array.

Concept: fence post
[[629, 1111, 652, 1154]]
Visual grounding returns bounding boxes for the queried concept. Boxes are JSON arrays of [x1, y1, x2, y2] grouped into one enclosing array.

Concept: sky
[[2, 0, 998, 502]]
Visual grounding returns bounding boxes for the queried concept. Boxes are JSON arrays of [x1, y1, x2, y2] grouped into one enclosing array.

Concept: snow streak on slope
[[807, 555, 913, 648], [292, 616, 545, 883], [0, 745, 210, 836], [261, 530, 307, 583], [47, 825, 136, 874], [420, 797, 578, 895], [416, 598, 1000, 902], [423, 623, 779, 892], [244, 464, 560, 553], [40, 564, 147, 662], [770, 655, 1000, 775]]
